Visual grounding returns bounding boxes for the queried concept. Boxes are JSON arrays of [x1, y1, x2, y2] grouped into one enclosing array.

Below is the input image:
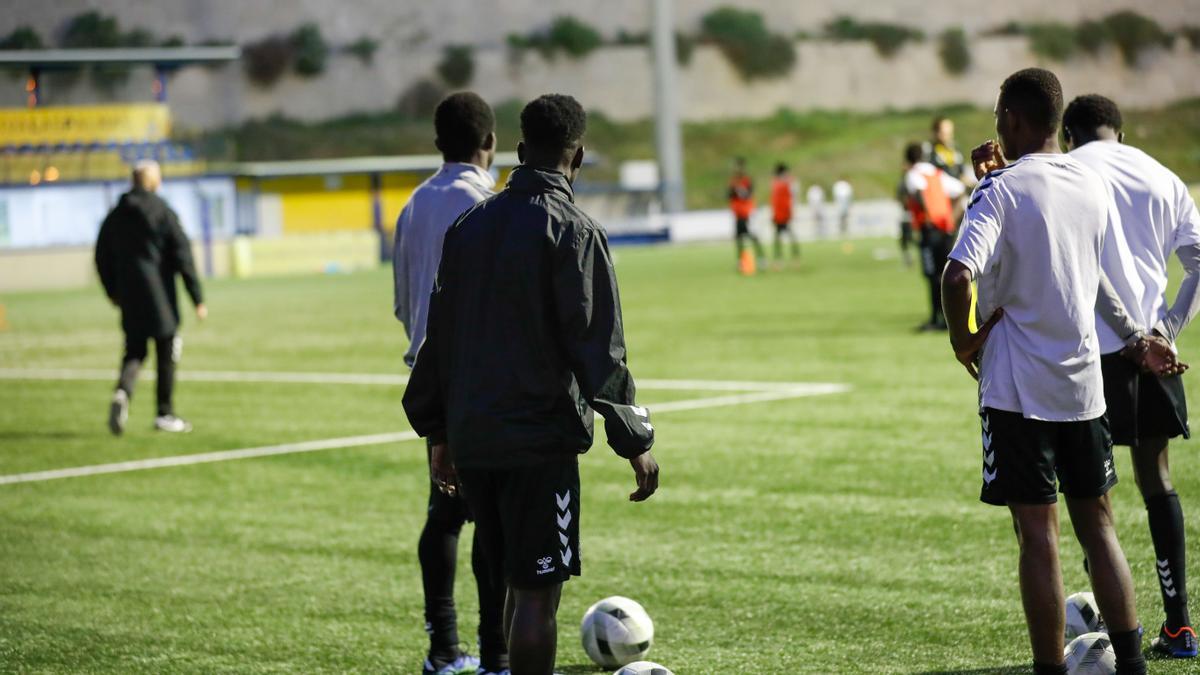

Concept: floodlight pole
[[650, 0, 685, 213]]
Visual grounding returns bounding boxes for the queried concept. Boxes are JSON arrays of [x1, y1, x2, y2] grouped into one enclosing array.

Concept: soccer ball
[[1064, 632, 1116, 675], [1065, 591, 1105, 639], [613, 661, 674, 675], [581, 596, 654, 668]]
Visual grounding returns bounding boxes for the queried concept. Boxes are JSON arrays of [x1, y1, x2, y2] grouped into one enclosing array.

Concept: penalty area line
[[0, 383, 850, 486]]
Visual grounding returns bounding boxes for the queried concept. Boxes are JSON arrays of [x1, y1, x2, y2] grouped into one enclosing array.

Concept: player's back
[[953, 153, 1111, 420], [1069, 141, 1200, 352], [435, 166, 602, 465]]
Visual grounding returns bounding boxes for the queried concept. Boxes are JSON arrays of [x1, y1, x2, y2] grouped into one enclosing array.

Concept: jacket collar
[[439, 162, 496, 192], [505, 165, 574, 203]]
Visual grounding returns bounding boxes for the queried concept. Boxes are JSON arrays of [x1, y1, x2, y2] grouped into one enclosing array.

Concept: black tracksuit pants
[[117, 334, 177, 416]]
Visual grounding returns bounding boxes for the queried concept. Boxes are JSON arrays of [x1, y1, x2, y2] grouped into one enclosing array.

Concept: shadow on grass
[[912, 662, 1027, 667], [556, 665, 607, 674], [0, 431, 84, 441]]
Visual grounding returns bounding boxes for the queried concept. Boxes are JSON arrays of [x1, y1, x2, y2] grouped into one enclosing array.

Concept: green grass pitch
[[1, 239, 1196, 673]]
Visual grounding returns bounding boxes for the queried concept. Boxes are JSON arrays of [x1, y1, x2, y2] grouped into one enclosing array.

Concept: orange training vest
[[729, 176, 754, 219], [908, 168, 954, 233]]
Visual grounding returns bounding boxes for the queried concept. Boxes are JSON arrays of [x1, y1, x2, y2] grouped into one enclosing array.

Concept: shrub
[[159, 35, 186, 48], [614, 29, 648, 46], [396, 78, 446, 118], [546, 16, 602, 59], [700, 6, 796, 80], [1101, 11, 1172, 66], [0, 26, 43, 50], [675, 32, 695, 66], [938, 28, 970, 75], [61, 11, 123, 48], [824, 16, 923, 57], [1025, 23, 1078, 61], [1075, 20, 1111, 55], [347, 36, 378, 64], [289, 23, 328, 77], [437, 45, 474, 87], [243, 35, 294, 86], [1182, 26, 1200, 51]]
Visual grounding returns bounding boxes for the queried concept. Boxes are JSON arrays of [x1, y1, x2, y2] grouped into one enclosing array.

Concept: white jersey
[[393, 163, 495, 367], [904, 162, 966, 199], [1069, 140, 1200, 353], [832, 180, 853, 207], [949, 153, 1114, 422], [806, 184, 824, 206]]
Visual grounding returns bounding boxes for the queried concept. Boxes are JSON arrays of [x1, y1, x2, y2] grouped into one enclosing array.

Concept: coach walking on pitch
[[96, 160, 205, 435]]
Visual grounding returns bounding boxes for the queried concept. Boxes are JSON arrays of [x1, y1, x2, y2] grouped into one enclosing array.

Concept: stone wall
[[2, 1, 1199, 129]]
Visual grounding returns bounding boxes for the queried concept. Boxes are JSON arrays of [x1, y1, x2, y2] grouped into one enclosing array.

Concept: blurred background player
[[392, 92, 507, 675], [1065, 93, 1200, 658], [943, 67, 1151, 675], [770, 163, 800, 264], [895, 170, 914, 267], [927, 115, 972, 225], [806, 182, 826, 237], [728, 156, 763, 267], [904, 142, 964, 331], [95, 160, 205, 435], [832, 176, 854, 236], [403, 94, 658, 675]]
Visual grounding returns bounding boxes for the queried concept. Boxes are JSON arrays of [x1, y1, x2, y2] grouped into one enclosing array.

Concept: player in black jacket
[[403, 94, 658, 675], [95, 161, 205, 434]]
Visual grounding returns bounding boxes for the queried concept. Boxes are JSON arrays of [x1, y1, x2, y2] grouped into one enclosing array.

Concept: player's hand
[[1123, 334, 1188, 377], [430, 442, 459, 497], [195, 304, 208, 321], [953, 308, 1004, 380], [970, 140, 1006, 180], [629, 450, 659, 502]]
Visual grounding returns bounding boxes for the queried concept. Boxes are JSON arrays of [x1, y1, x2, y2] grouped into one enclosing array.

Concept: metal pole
[[651, 0, 685, 213]]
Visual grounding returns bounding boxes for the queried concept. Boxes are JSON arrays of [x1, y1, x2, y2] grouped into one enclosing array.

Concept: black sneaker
[[1151, 623, 1198, 658]]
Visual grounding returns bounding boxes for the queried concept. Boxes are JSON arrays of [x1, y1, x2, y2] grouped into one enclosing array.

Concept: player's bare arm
[[942, 259, 1003, 379], [629, 450, 659, 502]]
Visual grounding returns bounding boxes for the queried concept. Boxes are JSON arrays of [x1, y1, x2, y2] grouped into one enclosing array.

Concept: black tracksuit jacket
[[95, 188, 203, 339], [402, 166, 654, 469]]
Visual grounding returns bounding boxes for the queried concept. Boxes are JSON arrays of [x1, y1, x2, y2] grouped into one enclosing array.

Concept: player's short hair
[[904, 143, 923, 164], [520, 94, 587, 157], [998, 68, 1063, 136], [775, 162, 788, 175], [1063, 94, 1123, 133], [434, 92, 495, 162], [931, 115, 949, 132]]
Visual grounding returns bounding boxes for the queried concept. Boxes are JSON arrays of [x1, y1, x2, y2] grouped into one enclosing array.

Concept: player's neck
[[1011, 136, 1061, 160]]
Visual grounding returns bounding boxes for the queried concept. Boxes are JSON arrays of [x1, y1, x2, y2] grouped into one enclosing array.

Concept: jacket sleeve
[[402, 231, 451, 446], [95, 211, 118, 301], [165, 207, 204, 306], [553, 223, 654, 458]]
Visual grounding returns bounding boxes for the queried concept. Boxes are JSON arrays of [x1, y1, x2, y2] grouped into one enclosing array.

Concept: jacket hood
[[505, 165, 574, 203]]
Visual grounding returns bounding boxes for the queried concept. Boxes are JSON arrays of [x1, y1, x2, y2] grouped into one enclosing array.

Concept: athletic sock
[[1146, 491, 1190, 629], [1032, 661, 1067, 675], [1109, 628, 1147, 675], [419, 516, 463, 655]]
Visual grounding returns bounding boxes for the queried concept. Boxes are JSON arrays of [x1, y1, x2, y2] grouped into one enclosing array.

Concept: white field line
[[0, 381, 849, 486], [0, 368, 840, 393]]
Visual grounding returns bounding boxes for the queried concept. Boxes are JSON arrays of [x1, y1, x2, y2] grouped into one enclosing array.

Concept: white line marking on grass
[[0, 381, 850, 486], [0, 431, 420, 486]]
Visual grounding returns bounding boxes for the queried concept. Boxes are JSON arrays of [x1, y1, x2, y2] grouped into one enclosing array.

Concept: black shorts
[[1100, 352, 1190, 446], [426, 440, 472, 524], [735, 218, 750, 236], [458, 457, 581, 589], [773, 219, 790, 231], [979, 408, 1118, 506]]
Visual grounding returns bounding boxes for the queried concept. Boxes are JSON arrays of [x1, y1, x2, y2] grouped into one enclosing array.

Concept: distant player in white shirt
[[831, 177, 853, 236], [942, 68, 1164, 675], [1065, 93, 1200, 658], [806, 183, 825, 237]]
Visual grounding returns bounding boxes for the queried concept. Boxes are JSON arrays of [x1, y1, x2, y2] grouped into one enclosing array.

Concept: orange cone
[[738, 249, 756, 276]]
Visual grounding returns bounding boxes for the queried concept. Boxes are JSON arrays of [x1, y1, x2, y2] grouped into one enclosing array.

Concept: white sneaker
[[154, 415, 192, 433], [108, 390, 129, 436]]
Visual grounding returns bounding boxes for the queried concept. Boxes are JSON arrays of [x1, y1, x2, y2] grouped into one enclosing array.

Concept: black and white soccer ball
[[1064, 632, 1116, 675], [581, 596, 654, 668], [1065, 591, 1105, 640], [613, 661, 674, 675]]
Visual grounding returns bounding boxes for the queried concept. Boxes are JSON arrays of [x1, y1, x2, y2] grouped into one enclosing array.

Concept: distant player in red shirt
[[729, 157, 764, 264], [770, 163, 800, 261]]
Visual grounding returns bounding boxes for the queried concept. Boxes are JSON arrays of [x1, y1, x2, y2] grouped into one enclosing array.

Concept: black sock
[[419, 511, 464, 656], [1146, 491, 1190, 629], [1032, 661, 1067, 675], [472, 526, 507, 670], [1109, 628, 1146, 675]]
